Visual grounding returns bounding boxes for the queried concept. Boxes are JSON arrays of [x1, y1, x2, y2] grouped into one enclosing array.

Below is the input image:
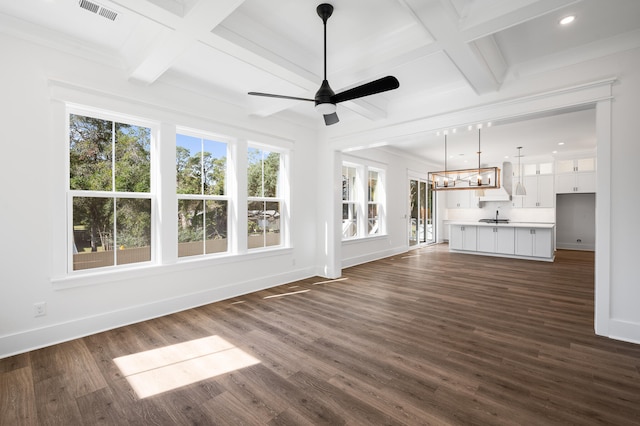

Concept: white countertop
[[448, 221, 555, 229]]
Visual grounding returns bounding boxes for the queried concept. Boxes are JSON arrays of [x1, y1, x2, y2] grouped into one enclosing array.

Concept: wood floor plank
[[75, 387, 126, 426], [3, 246, 640, 425], [0, 367, 37, 425], [32, 375, 84, 426], [0, 352, 30, 374]]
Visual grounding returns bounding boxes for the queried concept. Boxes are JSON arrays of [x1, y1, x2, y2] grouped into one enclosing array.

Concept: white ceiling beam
[[401, 0, 501, 94], [115, 0, 400, 121], [113, 0, 245, 84]]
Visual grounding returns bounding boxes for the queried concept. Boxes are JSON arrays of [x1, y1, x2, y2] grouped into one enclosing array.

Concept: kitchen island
[[448, 221, 555, 261]]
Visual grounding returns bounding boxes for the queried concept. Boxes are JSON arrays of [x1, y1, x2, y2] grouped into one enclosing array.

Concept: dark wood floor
[[2, 245, 640, 425]]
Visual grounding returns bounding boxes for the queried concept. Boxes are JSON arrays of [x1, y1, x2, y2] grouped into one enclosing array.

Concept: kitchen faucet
[[496, 210, 499, 223]]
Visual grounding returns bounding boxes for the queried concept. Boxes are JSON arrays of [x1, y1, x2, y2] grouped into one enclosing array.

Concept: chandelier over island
[[428, 128, 501, 191]]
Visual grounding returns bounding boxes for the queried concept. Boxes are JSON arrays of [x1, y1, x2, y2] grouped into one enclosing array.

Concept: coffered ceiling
[[1, 0, 638, 164]]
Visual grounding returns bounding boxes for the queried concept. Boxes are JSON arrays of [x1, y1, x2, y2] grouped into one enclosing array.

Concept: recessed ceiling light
[[558, 142, 565, 145], [552, 150, 558, 154], [560, 15, 575, 25]]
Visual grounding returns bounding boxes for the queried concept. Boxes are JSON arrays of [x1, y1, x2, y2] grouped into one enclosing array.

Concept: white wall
[[607, 49, 640, 342], [0, 34, 320, 358], [556, 193, 596, 250]]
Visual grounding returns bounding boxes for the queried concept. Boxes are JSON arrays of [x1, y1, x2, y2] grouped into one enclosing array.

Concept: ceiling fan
[[248, 3, 400, 126]]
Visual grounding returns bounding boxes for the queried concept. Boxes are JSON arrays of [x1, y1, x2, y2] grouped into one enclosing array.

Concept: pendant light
[[475, 128, 485, 196], [515, 146, 527, 196]]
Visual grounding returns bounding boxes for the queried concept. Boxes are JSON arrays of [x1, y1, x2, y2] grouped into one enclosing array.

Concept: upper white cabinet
[[555, 158, 596, 193], [512, 162, 554, 208]]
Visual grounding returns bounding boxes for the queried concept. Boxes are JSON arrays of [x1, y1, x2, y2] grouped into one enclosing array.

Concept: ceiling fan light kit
[[248, 3, 400, 126]]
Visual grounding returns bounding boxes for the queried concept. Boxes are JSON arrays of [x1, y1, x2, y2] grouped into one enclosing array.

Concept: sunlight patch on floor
[[113, 335, 260, 399], [263, 289, 310, 299], [312, 277, 349, 285]]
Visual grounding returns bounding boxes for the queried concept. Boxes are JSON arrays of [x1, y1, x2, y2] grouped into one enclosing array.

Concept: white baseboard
[[606, 319, 640, 345], [0, 267, 316, 359], [556, 243, 595, 251], [342, 246, 407, 269]]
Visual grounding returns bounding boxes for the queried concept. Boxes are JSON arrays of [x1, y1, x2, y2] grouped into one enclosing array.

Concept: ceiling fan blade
[[248, 92, 315, 102], [331, 76, 400, 104], [323, 112, 339, 126]]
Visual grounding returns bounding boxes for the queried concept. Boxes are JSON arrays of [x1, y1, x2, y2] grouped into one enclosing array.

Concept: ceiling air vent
[[78, 0, 118, 21]]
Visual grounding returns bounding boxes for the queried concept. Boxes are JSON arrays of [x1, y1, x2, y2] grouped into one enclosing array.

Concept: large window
[[342, 161, 385, 240], [69, 113, 153, 271], [66, 106, 290, 277], [368, 169, 382, 235], [342, 165, 359, 239], [247, 146, 282, 249], [176, 133, 228, 258]]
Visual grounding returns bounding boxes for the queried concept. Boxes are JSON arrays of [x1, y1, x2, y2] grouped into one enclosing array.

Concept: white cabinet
[[512, 162, 554, 208], [449, 225, 477, 251], [450, 223, 554, 261], [523, 174, 554, 207], [515, 227, 553, 259], [477, 226, 515, 254], [555, 158, 596, 193], [446, 191, 479, 209]]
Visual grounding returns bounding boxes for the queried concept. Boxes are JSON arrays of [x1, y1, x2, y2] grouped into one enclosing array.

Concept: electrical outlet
[[34, 302, 47, 317]]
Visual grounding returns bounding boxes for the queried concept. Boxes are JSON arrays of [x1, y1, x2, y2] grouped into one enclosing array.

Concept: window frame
[[246, 143, 287, 251], [66, 106, 158, 274], [367, 167, 385, 236], [341, 159, 386, 241], [342, 163, 361, 240], [57, 101, 292, 286], [175, 128, 232, 259]]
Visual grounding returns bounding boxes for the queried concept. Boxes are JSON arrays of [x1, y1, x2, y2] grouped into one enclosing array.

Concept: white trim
[[608, 319, 640, 345], [329, 77, 617, 151], [341, 244, 405, 269], [595, 98, 612, 336], [52, 247, 294, 290], [49, 79, 297, 149]]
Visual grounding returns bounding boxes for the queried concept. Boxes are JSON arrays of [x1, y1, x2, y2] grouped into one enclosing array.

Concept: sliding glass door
[[409, 177, 435, 247]]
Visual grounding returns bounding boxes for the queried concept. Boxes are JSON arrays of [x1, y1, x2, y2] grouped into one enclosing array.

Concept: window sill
[[51, 247, 293, 290]]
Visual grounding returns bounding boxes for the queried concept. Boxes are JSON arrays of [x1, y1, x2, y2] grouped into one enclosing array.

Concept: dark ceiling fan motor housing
[[248, 3, 399, 126]]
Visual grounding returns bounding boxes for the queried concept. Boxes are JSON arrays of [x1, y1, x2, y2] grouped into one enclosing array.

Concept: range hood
[[479, 162, 512, 202]]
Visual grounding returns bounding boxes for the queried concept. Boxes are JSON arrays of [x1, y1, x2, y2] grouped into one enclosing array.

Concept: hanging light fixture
[[514, 146, 527, 196], [474, 128, 485, 196], [428, 126, 500, 191]]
